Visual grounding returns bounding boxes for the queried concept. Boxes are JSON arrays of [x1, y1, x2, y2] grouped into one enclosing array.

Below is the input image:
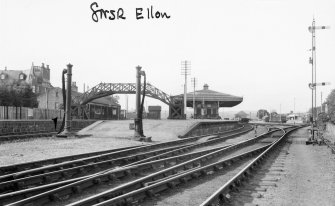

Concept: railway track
[[0, 132, 55, 142], [0, 125, 252, 184], [0, 124, 283, 206], [65, 128, 287, 206], [200, 126, 301, 206], [0, 124, 255, 205], [0, 136, 199, 176], [0, 123, 250, 176], [92, 126, 299, 206]]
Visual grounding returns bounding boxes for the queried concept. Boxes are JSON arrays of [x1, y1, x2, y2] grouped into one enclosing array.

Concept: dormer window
[[0, 73, 6, 80], [19, 73, 26, 80]]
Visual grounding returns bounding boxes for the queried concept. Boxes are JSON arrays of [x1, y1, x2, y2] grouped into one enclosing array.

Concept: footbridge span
[[71, 83, 184, 119]]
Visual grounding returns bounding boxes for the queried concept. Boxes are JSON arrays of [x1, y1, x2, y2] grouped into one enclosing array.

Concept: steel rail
[[122, 124, 255, 167], [0, 124, 248, 176], [0, 143, 231, 205], [0, 134, 202, 176], [90, 144, 271, 206], [3, 124, 252, 190], [6, 126, 275, 206], [0, 125, 254, 204], [69, 129, 282, 206], [0, 143, 193, 183], [0, 145, 141, 176], [0, 132, 55, 142], [199, 126, 301, 206], [26, 129, 278, 206], [0, 144, 192, 193], [0, 125, 251, 188], [0, 133, 208, 181]]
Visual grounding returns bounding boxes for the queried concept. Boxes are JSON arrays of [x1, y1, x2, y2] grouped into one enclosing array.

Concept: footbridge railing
[[71, 83, 184, 119]]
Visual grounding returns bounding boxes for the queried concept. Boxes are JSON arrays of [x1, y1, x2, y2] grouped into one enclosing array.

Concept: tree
[[21, 86, 38, 107], [0, 86, 38, 108], [257, 109, 269, 119], [326, 89, 335, 120]]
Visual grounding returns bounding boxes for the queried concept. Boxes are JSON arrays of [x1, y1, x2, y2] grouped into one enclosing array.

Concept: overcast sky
[[1, 0, 334, 114]]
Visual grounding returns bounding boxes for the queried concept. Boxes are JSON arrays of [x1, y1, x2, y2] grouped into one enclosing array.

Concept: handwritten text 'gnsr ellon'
[[91, 2, 171, 22]]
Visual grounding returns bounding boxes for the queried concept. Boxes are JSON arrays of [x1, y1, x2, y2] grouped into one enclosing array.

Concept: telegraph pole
[[181, 61, 191, 119], [280, 103, 282, 123], [191, 77, 197, 118], [126, 94, 128, 119], [321, 92, 323, 113]]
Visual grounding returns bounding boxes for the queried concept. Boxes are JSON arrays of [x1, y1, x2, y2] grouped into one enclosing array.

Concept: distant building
[[147, 106, 161, 119], [0, 63, 51, 92], [0, 63, 120, 120]]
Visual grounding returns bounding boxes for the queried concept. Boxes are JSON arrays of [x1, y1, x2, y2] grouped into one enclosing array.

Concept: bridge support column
[[168, 103, 184, 119], [134, 66, 144, 138]]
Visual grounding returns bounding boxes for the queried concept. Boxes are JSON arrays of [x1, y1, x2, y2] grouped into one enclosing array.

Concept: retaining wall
[[0, 120, 96, 136], [325, 123, 335, 144], [178, 120, 242, 138]]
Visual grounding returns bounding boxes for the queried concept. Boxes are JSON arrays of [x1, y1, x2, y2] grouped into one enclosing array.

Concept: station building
[[178, 84, 243, 119]]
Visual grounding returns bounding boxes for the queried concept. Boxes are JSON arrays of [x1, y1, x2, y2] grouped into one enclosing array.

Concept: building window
[[55, 102, 59, 109], [0, 73, 6, 80], [19, 73, 25, 80], [56, 91, 59, 97]]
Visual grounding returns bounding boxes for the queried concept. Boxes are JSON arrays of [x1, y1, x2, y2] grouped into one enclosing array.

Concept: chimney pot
[[203, 84, 209, 90]]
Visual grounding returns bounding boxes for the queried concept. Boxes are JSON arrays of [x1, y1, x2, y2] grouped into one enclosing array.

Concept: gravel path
[[0, 120, 200, 166], [251, 127, 335, 206]]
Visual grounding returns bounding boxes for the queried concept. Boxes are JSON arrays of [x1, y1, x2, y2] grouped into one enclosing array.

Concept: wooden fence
[[0, 106, 64, 120]]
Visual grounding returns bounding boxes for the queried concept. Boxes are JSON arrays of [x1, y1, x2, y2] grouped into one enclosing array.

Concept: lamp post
[[191, 77, 197, 118]]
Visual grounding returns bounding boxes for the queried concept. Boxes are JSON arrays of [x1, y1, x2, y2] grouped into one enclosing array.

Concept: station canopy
[[177, 84, 243, 107]]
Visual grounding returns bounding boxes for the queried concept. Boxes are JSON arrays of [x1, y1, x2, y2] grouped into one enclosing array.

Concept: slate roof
[[176, 84, 243, 107]]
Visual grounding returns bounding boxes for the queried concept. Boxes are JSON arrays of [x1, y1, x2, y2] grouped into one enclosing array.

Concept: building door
[[207, 108, 212, 116], [197, 108, 201, 116]]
